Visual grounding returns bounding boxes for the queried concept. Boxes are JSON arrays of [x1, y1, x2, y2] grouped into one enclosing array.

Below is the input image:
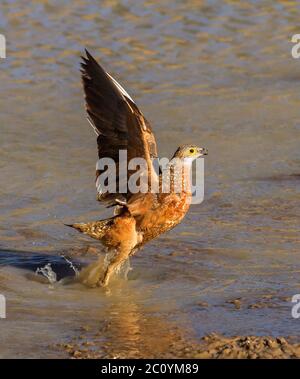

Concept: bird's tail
[[65, 217, 114, 241]]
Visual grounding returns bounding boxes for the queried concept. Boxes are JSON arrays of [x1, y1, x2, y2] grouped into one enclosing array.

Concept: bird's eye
[[189, 148, 195, 154]]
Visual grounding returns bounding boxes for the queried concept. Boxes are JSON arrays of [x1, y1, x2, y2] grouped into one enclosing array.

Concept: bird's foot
[[96, 274, 109, 288]]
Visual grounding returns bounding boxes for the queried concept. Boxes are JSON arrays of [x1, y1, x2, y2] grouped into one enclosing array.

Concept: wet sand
[[57, 329, 300, 359], [52, 272, 300, 359]]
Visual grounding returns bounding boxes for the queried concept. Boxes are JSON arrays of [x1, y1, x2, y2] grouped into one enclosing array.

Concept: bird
[[67, 50, 207, 287]]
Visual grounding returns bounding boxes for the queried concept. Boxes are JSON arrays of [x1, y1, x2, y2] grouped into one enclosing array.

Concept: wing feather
[[81, 49, 158, 206]]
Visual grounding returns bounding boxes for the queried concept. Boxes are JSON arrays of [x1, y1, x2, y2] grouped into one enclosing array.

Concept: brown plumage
[[68, 50, 207, 287]]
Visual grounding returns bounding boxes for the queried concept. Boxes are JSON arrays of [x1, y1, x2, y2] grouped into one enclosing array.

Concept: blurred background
[[0, 0, 300, 358]]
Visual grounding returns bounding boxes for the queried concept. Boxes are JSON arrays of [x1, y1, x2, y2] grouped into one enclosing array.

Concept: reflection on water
[[0, 249, 196, 358], [0, 0, 300, 357]]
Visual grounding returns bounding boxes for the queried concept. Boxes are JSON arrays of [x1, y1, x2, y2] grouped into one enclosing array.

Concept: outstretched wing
[[81, 50, 158, 206]]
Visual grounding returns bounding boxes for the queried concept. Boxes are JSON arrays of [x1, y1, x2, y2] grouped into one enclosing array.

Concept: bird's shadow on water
[[0, 248, 84, 282]]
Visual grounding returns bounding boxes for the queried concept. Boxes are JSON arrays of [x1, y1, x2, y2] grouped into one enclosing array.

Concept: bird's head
[[173, 144, 208, 161]]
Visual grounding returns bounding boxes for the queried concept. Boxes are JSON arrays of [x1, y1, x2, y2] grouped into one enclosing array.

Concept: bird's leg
[[121, 257, 132, 281], [98, 245, 132, 287]]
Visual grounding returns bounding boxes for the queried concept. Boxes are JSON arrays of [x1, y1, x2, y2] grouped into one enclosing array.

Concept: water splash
[[77, 250, 132, 288], [35, 263, 57, 284], [60, 255, 79, 276], [77, 257, 104, 287]]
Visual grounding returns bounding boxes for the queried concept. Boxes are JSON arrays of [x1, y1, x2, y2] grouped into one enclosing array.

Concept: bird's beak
[[198, 147, 208, 157]]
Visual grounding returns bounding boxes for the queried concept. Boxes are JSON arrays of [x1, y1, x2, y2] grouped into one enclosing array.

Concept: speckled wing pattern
[[80, 50, 158, 206]]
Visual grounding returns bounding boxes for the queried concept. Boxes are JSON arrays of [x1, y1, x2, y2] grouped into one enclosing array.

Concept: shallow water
[[0, 0, 300, 358]]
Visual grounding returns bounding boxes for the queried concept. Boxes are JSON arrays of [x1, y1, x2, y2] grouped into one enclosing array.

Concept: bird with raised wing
[[67, 50, 207, 287]]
